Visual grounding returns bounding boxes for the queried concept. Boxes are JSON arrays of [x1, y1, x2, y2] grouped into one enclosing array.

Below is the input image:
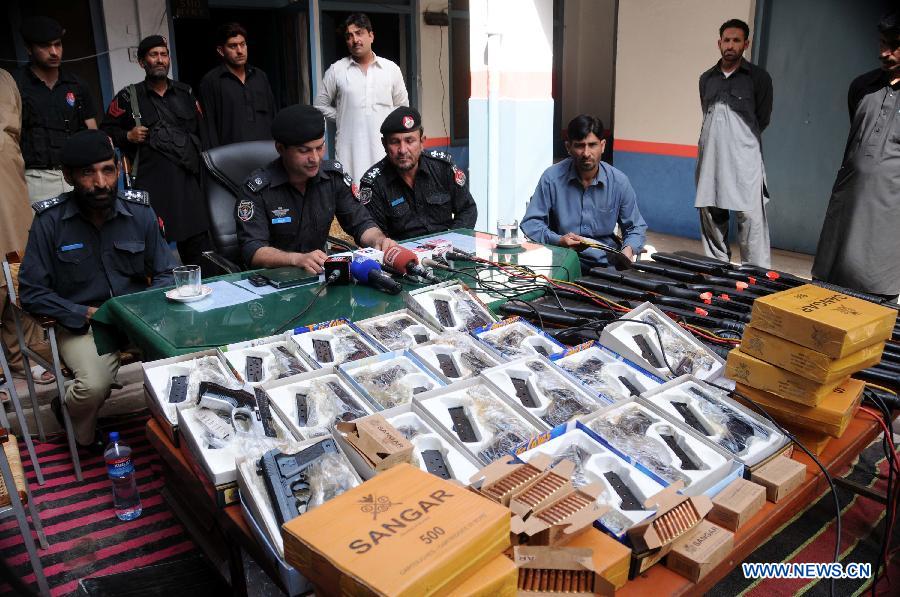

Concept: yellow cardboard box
[[563, 528, 632, 590], [665, 520, 734, 583], [706, 478, 766, 532], [748, 284, 896, 358], [734, 378, 864, 438], [726, 349, 846, 406], [282, 463, 511, 596], [446, 554, 517, 597], [781, 423, 832, 455], [739, 326, 884, 384]]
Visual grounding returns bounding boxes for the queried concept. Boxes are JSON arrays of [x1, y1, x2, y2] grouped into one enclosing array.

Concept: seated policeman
[[19, 130, 177, 451], [237, 105, 396, 273], [521, 115, 647, 267], [359, 107, 477, 240]]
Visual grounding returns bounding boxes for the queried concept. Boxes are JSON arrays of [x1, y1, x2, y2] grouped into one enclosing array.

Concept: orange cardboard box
[[726, 349, 846, 406], [446, 554, 517, 597], [282, 464, 510, 596]]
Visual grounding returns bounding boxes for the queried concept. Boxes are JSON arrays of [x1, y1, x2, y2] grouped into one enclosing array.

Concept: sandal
[[30, 364, 56, 385]]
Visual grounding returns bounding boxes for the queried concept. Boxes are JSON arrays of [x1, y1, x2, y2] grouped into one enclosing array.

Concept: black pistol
[[259, 439, 338, 526]]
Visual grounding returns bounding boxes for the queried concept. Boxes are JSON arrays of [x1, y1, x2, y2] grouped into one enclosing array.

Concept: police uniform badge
[[452, 165, 466, 187], [402, 115, 415, 129], [358, 187, 372, 205], [238, 200, 254, 222], [65, 91, 76, 107]]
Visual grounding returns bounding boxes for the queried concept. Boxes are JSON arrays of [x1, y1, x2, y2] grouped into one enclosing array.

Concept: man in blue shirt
[[521, 115, 647, 267]]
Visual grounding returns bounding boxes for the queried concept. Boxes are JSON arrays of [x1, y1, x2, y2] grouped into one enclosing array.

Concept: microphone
[[323, 256, 351, 284], [382, 246, 440, 282], [422, 257, 452, 271], [350, 258, 403, 295]]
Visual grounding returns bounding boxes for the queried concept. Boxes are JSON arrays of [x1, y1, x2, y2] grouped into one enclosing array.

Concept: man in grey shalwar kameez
[[812, 12, 900, 301], [695, 19, 773, 268]]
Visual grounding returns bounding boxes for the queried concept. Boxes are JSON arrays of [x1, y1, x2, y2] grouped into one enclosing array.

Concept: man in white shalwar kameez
[[315, 13, 409, 183]]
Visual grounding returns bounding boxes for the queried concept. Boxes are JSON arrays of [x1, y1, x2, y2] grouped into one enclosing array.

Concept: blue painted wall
[[613, 151, 700, 240]]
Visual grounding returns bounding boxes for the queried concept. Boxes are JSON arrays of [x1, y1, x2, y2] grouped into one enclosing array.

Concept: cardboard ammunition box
[[750, 456, 807, 503], [334, 415, 414, 476], [282, 463, 511, 596], [726, 349, 846, 406], [445, 554, 517, 597], [748, 284, 897, 358], [512, 546, 614, 596], [706, 478, 766, 531], [470, 454, 555, 507], [627, 486, 713, 576], [563, 528, 633, 590], [665, 520, 734, 583], [734, 378, 865, 438], [781, 423, 832, 455], [739, 327, 884, 384]]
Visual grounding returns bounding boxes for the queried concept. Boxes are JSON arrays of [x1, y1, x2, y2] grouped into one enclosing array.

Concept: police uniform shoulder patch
[[427, 150, 453, 164], [237, 200, 254, 222], [119, 189, 150, 205], [452, 165, 466, 187], [361, 164, 382, 184], [343, 172, 353, 188], [31, 194, 68, 215], [357, 186, 373, 205], [322, 159, 342, 173], [245, 171, 270, 193]]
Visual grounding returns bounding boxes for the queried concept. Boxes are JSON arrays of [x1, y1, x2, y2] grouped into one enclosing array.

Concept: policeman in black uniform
[[19, 130, 177, 451], [359, 107, 477, 241], [13, 16, 98, 203], [101, 35, 214, 276], [236, 104, 396, 274]]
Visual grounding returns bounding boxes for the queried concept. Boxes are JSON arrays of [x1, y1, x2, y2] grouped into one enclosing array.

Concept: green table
[[92, 230, 580, 360]]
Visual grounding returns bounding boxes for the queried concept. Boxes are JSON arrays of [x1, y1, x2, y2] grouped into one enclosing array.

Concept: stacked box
[[726, 284, 893, 437]]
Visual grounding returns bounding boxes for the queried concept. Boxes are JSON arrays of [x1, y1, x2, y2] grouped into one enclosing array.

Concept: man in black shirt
[[19, 130, 176, 450], [359, 107, 477, 240], [101, 35, 214, 276], [13, 16, 97, 203], [236, 105, 396, 273], [199, 22, 277, 147]]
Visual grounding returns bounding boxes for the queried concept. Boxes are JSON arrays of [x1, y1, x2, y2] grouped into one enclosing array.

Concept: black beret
[[380, 107, 422, 135], [21, 16, 65, 44], [137, 35, 167, 59], [271, 105, 326, 145], [61, 130, 116, 168]]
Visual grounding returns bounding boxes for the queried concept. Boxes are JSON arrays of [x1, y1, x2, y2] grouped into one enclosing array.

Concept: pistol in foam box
[[551, 340, 664, 404], [359, 401, 483, 483], [600, 302, 726, 381], [404, 281, 497, 332], [290, 318, 383, 369], [414, 377, 546, 465], [510, 422, 667, 542], [142, 348, 239, 446], [355, 309, 439, 352], [482, 356, 608, 428], [472, 316, 567, 361], [411, 331, 502, 383], [262, 367, 375, 441], [640, 375, 791, 474], [579, 398, 744, 498], [336, 349, 445, 411], [747, 284, 896, 359], [222, 331, 309, 386]]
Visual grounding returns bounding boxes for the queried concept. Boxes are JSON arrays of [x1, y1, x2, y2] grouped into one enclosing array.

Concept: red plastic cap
[[719, 294, 731, 301], [699, 292, 713, 301], [766, 271, 780, 280], [694, 307, 709, 317], [748, 276, 757, 285], [736, 281, 749, 290]]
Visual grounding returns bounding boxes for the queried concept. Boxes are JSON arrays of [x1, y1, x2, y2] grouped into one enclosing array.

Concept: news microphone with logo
[[350, 257, 403, 295], [323, 255, 351, 284], [382, 246, 440, 282]]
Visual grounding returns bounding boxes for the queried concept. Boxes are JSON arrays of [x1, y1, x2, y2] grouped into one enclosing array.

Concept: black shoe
[[50, 396, 65, 427], [77, 431, 106, 456]]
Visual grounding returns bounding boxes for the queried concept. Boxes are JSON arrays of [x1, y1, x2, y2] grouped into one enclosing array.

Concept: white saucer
[[494, 241, 523, 249], [166, 285, 213, 303]]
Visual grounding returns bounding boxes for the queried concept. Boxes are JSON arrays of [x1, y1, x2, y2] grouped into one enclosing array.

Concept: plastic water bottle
[[104, 431, 143, 521]]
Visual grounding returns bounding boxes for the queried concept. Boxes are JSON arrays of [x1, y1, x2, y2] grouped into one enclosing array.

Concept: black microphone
[[323, 255, 351, 284]]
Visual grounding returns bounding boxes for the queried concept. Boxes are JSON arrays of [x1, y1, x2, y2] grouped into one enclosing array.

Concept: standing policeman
[[13, 16, 98, 203], [101, 35, 214, 275], [18, 130, 177, 451], [359, 107, 477, 241]]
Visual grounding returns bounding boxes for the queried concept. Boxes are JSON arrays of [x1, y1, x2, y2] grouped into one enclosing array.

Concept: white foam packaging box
[[640, 375, 790, 469], [481, 356, 607, 428], [599, 302, 725, 381], [290, 320, 382, 369], [222, 332, 310, 386], [580, 398, 743, 497], [551, 341, 663, 403], [355, 309, 439, 352], [410, 331, 501, 383], [404, 280, 497, 332], [261, 368, 374, 441], [336, 350, 445, 411]]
